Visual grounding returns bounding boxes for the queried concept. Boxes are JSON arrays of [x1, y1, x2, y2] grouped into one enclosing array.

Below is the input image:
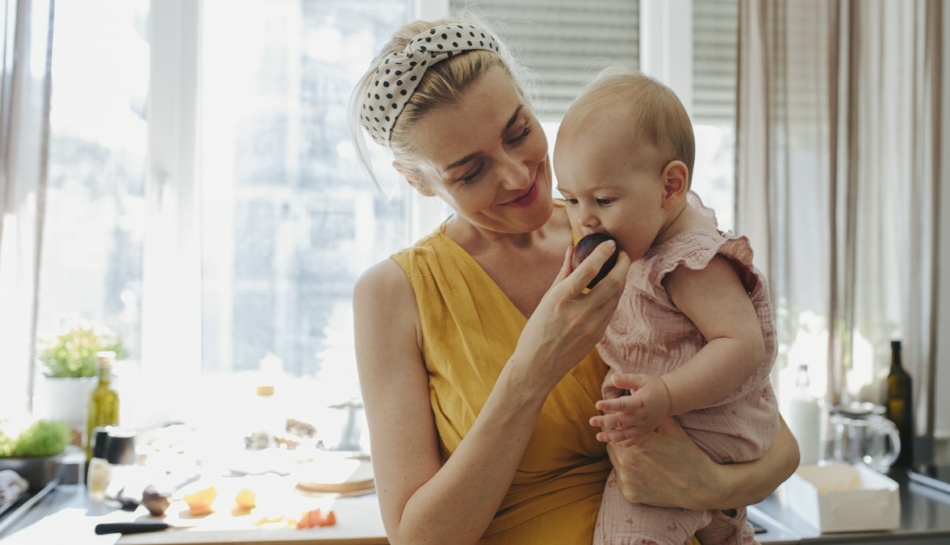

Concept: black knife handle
[[95, 521, 170, 535]]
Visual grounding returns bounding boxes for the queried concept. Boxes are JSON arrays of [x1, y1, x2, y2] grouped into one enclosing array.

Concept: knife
[[95, 518, 201, 535], [95, 521, 172, 535]]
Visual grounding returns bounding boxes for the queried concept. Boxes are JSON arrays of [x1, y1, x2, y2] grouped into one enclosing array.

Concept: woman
[[350, 18, 799, 545]]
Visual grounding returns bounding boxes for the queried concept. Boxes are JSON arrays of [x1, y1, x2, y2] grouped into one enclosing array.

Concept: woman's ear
[[394, 160, 435, 197], [660, 160, 689, 211]]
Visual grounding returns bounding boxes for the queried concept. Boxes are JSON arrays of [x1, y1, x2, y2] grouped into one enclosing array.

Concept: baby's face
[[553, 115, 670, 263]]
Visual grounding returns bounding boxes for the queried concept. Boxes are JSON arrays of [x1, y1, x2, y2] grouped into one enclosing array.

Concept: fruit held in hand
[[572, 233, 619, 289]]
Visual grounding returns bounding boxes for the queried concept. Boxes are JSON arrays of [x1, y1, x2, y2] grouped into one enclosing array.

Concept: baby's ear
[[660, 160, 690, 211], [394, 161, 435, 197]]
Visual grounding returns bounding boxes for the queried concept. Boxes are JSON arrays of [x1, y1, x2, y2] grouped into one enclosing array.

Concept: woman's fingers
[[552, 246, 574, 287], [595, 426, 642, 445], [606, 418, 711, 509], [566, 240, 629, 296]]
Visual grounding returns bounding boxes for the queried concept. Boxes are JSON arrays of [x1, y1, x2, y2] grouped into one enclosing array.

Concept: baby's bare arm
[[660, 255, 766, 415]]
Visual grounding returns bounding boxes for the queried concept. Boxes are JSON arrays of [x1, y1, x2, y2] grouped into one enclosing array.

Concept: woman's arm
[[605, 414, 799, 511], [355, 242, 630, 545]]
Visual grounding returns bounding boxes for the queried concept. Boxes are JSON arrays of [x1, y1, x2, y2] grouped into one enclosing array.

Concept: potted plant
[[0, 419, 71, 493], [32, 320, 125, 441]]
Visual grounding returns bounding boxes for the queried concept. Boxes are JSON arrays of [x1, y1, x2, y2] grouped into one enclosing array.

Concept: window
[[691, 0, 738, 231], [32, 0, 742, 435], [39, 0, 149, 365], [198, 0, 411, 385], [36, 0, 414, 436]]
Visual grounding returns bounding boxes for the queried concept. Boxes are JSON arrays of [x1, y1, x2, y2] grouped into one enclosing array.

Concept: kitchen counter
[[0, 484, 388, 545], [750, 469, 950, 544], [5, 469, 950, 544]]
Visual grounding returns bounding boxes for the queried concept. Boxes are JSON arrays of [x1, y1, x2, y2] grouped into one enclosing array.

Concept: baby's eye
[[563, 198, 578, 205], [596, 198, 614, 206]]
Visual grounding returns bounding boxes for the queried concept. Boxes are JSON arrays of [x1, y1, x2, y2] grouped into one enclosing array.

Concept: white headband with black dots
[[359, 23, 501, 147]]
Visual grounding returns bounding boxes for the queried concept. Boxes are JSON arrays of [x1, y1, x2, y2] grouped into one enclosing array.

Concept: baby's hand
[[589, 373, 672, 446]]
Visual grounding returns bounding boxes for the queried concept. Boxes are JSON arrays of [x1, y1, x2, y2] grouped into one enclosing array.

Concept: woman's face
[[404, 66, 553, 235]]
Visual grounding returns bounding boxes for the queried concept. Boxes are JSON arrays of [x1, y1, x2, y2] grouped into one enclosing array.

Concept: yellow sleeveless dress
[[391, 222, 612, 544]]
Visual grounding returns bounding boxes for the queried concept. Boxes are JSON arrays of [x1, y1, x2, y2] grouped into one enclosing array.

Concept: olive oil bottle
[[885, 340, 913, 468], [86, 351, 120, 461]]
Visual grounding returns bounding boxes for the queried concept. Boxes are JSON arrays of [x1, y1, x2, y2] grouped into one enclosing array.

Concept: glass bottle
[[86, 427, 112, 501], [885, 340, 913, 468], [785, 363, 820, 465], [86, 351, 120, 461]]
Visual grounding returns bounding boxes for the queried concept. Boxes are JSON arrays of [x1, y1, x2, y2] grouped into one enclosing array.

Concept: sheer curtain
[[737, 0, 941, 451], [0, 0, 54, 420]]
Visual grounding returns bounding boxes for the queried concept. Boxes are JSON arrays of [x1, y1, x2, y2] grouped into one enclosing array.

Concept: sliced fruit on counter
[[295, 507, 337, 529], [183, 485, 217, 516], [234, 487, 257, 510]]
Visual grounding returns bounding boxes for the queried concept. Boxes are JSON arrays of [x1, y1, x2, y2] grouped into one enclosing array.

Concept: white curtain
[[0, 0, 54, 419], [737, 0, 941, 445]]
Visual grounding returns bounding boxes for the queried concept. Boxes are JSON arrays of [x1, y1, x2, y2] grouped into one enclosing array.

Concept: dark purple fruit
[[572, 233, 619, 289], [141, 485, 171, 516]]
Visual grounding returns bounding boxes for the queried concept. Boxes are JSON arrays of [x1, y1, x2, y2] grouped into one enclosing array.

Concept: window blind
[[450, 0, 639, 120], [692, 0, 739, 125]]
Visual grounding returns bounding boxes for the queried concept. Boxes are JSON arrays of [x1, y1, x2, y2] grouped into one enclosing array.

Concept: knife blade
[[95, 521, 171, 535]]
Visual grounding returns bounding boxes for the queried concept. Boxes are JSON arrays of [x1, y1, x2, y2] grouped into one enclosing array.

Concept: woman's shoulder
[[354, 257, 413, 303]]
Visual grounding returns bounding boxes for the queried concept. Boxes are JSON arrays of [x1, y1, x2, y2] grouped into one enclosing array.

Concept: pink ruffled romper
[[593, 201, 779, 545]]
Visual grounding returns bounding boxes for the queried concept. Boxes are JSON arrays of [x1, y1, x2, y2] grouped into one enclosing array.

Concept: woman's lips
[[505, 178, 540, 208]]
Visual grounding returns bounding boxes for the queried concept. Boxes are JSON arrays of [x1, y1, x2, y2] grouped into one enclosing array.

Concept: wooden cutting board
[[293, 457, 374, 496]]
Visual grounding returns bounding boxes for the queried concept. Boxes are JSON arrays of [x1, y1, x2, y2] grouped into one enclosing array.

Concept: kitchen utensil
[[95, 517, 200, 535], [828, 402, 900, 472], [294, 456, 374, 496]]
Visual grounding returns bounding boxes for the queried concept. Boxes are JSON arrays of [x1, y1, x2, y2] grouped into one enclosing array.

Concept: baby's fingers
[[595, 395, 640, 415], [590, 411, 638, 431]]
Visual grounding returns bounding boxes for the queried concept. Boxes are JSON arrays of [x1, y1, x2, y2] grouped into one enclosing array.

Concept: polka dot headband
[[359, 23, 501, 147]]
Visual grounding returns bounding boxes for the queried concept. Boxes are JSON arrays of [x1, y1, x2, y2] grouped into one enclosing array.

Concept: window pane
[[451, 0, 639, 121], [692, 0, 738, 232], [38, 0, 150, 359], [199, 0, 411, 398]]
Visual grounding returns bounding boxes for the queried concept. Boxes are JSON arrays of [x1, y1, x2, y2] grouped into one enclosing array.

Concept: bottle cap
[[105, 428, 137, 465], [91, 427, 112, 459], [256, 385, 274, 396]]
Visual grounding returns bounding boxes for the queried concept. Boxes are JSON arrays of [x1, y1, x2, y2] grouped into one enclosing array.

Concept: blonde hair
[[349, 18, 526, 189], [563, 66, 695, 185]]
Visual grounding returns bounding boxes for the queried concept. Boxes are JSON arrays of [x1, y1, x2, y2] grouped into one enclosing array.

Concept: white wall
[[935, 3, 950, 439]]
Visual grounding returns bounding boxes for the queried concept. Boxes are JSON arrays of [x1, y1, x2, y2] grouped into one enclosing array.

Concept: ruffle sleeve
[[647, 231, 760, 300]]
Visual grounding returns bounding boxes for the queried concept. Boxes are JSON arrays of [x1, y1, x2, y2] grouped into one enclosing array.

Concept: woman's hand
[[512, 241, 630, 392], [605, 417, 722, 510], [606, 411, 800, 511]]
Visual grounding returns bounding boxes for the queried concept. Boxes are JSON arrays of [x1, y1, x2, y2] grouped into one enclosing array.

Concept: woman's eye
[[508, 127, 530, 144], [462, 162, 485, 183]]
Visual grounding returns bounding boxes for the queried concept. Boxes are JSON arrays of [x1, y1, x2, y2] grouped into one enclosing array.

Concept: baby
[[553, 67, 779, 545]]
